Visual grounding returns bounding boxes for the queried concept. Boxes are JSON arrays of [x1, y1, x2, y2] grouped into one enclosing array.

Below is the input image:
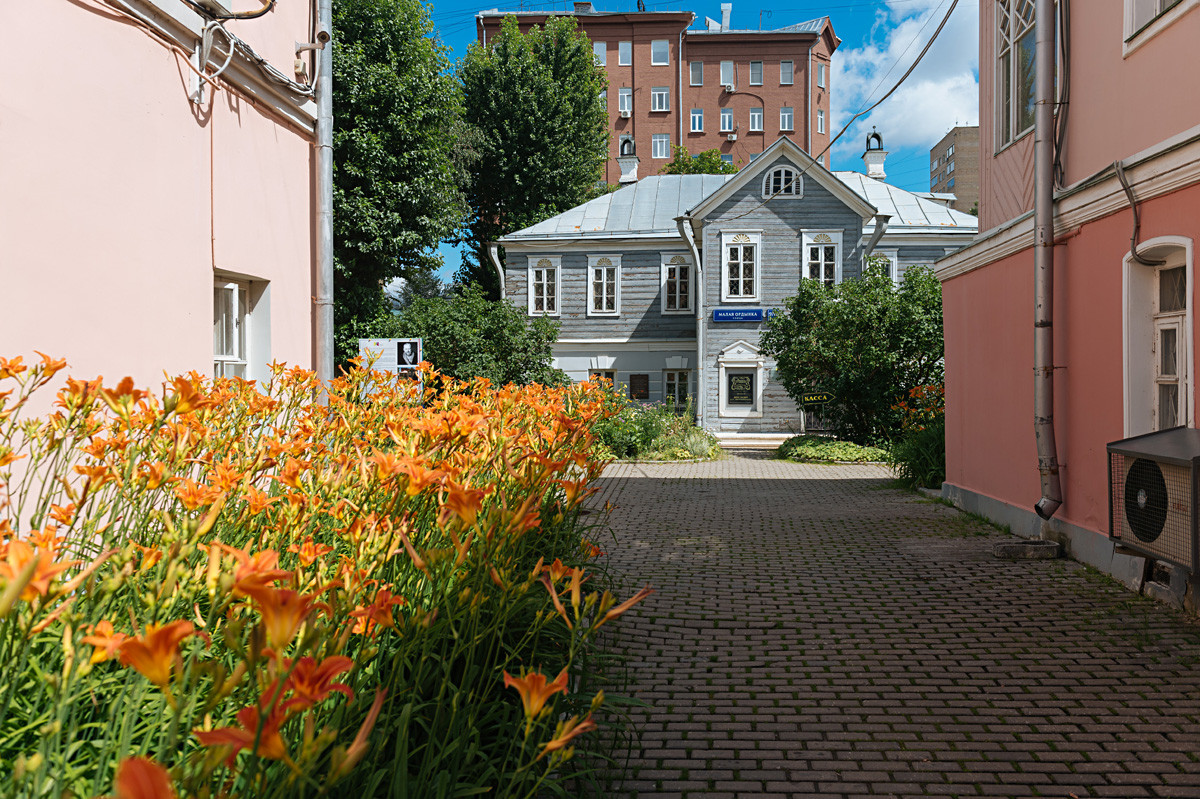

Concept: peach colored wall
[[2, 1, 314, 394], [945, 182, 1200, 537]]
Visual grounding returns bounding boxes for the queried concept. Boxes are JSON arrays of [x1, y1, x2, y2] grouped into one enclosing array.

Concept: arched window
[[762, 167, 802, 199]]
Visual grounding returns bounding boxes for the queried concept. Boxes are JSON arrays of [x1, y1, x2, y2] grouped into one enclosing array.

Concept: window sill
[[720, 296, 760, 304], [661, 308, 693, 316], [1124, 0, 1198, 57], [529, 312, 560, 318], [587, 311, 621, 318]]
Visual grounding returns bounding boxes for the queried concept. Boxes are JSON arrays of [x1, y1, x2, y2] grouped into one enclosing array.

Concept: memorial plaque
[[629, 373, 650, 400], [728, 373, 754, 405]]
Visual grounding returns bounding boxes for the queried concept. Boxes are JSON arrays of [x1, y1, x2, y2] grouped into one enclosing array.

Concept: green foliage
[[776, 435, 889, 463], [888, 383, 947, 488], [589, 387, 719, 461], [659, 146, 740, 175], [760, 263, 944, 445], [380, 283, 568, 386], [332, 0, 466, 363], [458, 15, 610, 295]]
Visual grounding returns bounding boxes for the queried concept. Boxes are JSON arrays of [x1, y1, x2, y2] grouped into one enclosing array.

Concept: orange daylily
[[281, 655, 354, 711], [439, 483, 485, 528], [241, 583, 320, 650], [167, 375, 210, 415], [112, 755, 176, 799], [243, 485, 278, 515], [174, 478, 223, 511], [540, 558, 578, 583], [0, 538, 78, 602], [0, 356, 27, 379], [82, 619, 128, 664], [99, 376, 148, 418], [595, 585, 654, 630], [213, 543, 290, 595], [194, 704, 288, 765], [287, 536, 332, 567], [554, 478, 594, 506], [349, 588, 405, 636], [329, 689, 387, 781], [503, 667, 569, 720], [118, 620, 195, 687], [539, 713, 597, 759], [539, 574, 572, 629], [34, 351, 67, 381], [400, 461, 444, 496]]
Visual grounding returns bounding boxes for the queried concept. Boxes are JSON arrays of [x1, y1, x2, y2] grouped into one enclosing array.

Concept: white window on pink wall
[[214, 279, 249, 379], [996, 0, 1036, 147]]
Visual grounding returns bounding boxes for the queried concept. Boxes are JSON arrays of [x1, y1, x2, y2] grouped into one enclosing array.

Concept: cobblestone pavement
[[589, 452, 1200, 799]]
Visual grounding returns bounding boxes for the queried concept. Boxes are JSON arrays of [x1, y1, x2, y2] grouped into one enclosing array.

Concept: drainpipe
[[314, 0, 334, 383], [1033, 0, 1062, 520], [806, 44, 812, 154], [677, 30, 684, 149], [487, 242, 506, 300], [676, 215, 705, 430], [861, 214, 891, 261]]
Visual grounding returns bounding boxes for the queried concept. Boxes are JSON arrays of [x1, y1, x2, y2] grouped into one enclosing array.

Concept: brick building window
[[749, 107, 763, 132], [651, 39, 669, 65], [651, 87, 670, 112], [780, 60, 793, 84], [690, 108, 704, 132]]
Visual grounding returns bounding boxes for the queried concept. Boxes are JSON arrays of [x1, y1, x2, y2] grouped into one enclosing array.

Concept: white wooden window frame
[[527, 256, 561, 316], [996, 0, 1037, 148], [600, 89, 607, 110], [802, 230, 843, 287], [1123, 237, 1194, 436], [817, 62, 826, 88], [618, 88, 633, 114], [587, 255, 622, 317], [761, 167, 802, 199], [1124, 0, 1198, 53], [651, 87, 670, 112], [720, 60, 734, 86], [593, 41, 606, 65], [618, 40, 632, 65], [749, 61, 763, 85], [720, 108, 734, 132], [779, 107, 794, 131], [213, 278, 250, 379], [690, 108, 704, 132], [817, 109, 826, 134], [651, 39, 669, 65], [749, 108, 763, 132], [663, 369, 691, 408], [690, 60, 703, 85], [660, 253, 693, 315], [652, 134, 671, 159], [780, 60, 794, 85], [720, 230, 762, 303], [717, 340, 765, 419], [870, 249, 901, 287]]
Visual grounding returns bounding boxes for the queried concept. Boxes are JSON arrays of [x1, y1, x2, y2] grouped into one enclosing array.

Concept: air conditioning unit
[[619, 109, 631, 118], [726, 133, 737, 142], [723, 83, 735, 93], [1108, 427, 1200, 571]]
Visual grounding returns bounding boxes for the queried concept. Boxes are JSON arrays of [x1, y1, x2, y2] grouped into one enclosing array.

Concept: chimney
[[720, 2, 732, 31], [862, 126, 887, 180], [574, 1, 593, 12], [617, 137, 640, 183]]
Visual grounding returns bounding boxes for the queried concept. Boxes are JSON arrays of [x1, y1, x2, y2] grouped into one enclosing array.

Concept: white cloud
[[831, 0, 979, 160]]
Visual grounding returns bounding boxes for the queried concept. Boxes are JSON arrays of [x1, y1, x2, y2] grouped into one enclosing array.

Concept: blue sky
[[422, 0, 978, 277]]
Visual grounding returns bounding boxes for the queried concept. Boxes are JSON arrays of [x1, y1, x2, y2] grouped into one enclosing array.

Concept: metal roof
[[501, 170, 976, 243], [688, 16, 827, 35], [834, 172, 978, 234], [502, 174, 733, 241]]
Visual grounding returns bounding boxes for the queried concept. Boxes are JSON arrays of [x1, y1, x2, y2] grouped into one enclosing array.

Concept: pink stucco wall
[[945, 182, 1200, 537], [2, 1, 314, 393]]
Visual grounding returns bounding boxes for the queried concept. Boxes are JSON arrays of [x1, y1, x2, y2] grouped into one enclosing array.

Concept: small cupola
[[862, 126, 887, 180]]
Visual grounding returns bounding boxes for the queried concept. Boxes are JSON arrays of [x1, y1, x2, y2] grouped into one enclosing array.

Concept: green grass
[[775, 435, 889, 464]]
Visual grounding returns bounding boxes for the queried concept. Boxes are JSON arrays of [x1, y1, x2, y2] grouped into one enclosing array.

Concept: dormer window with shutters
[[762, 167, 802, 199]]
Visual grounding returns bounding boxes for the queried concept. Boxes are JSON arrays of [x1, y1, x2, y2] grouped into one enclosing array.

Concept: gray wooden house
[[491, 137, 976, 443]]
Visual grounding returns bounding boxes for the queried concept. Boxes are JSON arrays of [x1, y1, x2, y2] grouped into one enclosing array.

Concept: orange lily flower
[[118, 620, 195, 687], [33, 351, 67, 381], [99, 376, 148, 418], [48, 503, 77, 526], [349, 588, 405, 636], [286, 536, 332, 567], [539, 714, 597, 759], [503, 667, 569, 719], [241, 584, 319, 650], [213, 543, 289, 595], [554, 478, 594, 506], [540, 558, 577, 583], [243, 485, 278, 515], [595, 585, 654, 630], [0, 539, 78, 602], [329, 689, 387, 781], [439, 483, 485, 528], [174, 478, 223, 511], [0, 356, 27, 379], [281, 655, 354, 711], [82, 620, 128, 664], [194, 704, 287, 765], [539, 574, 572, 629], [167, 375, 210, 415], [400, 461, 444, 496], [112, 756, 176, 799]]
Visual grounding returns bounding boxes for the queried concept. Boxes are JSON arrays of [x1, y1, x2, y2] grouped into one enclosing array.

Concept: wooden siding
[[895, 245, 952, 282]]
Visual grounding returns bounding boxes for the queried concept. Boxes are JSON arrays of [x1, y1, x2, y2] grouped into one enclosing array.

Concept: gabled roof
[[684, 136, 877, 222], [835, 172, 978, 235], [501, 174, 733, 242]]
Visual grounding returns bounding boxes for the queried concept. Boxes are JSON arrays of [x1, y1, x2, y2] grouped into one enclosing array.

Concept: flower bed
[[0, 355, 648, 798]]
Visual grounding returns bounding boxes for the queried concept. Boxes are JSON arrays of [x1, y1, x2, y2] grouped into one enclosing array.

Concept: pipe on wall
[[1033, 0, 1062, 520], [861, 214, 891, 261], [314, 0, 334, 384], [676, 215, 705, 430]]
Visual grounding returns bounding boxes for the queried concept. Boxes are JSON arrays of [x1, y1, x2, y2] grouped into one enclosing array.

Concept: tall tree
[[660, 145, 740, 175], [332, 0, 466, 363], [458, 15, 609, 296]]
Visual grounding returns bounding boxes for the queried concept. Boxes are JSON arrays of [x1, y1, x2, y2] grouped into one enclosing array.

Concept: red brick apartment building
[[476, 2, 838, 184]]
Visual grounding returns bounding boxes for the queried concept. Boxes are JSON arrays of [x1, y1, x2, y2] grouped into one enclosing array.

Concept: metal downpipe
[[314, 0, 335, 384], [1033, 0, 1062, 520], [676, 215, 705, 431]]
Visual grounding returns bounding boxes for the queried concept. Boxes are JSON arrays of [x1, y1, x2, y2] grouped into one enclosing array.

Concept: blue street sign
[[712, 307, 774, 322]]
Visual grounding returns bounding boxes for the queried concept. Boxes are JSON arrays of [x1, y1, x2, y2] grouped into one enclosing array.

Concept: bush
[[0, 355, 648, 798], [589, 384, 719, 461], [760, 263, 944, 445], [888, 383, 947, 488], [776, 435, 889, 463]]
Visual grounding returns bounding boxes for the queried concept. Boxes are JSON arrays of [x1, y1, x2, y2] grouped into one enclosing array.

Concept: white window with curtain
[[652, 134, 670, 158], [780, 60, 794, 85], [690, 61, 703, 85], [996, 0, 1036, 147], [749, 107, 763, 131], [661, 253, 692, 314], [618, 87, 632, 114], [780, 107, 794, 131], [213, 279, 249, 378], [690, 108, 704, 132], [618, 40, 632, 65], [720, 108, 734, 132], [803, 231, 842, 287], [593, 41, 606, 65], [721, 231, 761, 302], [527, 256, 560, 316], [651, 87, 670, 112], [651, 39, 669, 65], [720, 60, 734, 86], [749, 61, 763, 85], [588, 255, 621, 316]]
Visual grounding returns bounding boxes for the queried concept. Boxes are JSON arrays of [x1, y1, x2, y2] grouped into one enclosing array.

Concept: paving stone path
[[590, 452, 1200, 799]]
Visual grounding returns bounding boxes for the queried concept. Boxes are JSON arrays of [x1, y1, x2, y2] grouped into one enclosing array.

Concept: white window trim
[[587, 254, 622, 317], [663, 369, 691, 407], [719, 108, 734, 132], [527, 255, 561, 317], [651, 87, 670, 112], [761, 167, 803, 199], [802, 230, 844, 286], [1123, 236, 1194, 436], [817, 109, 826, 134], [749, 61, 763, 85], [618, 41, 632, 66], [779, 107, 794, 132], [593, 41, 606, 65], [717, 340, 765, 419], [720, 230, 762, 303], [817, 62, 826, 88], [690, 61, 703, 86], [651, 134, 671, 159], [651, 39, 669, 65], [872, 249, 901, 287], [690, 108, 704, 132], [749, 108, 763, 132], [660, 253, 693, 315], [996, 0, 1036, 149], [214, 278, 250, 379], [1124, 0, 1199, 54], [780, 60, 794, 85], [720, 60, 734, 86], [618, 88, 633, 114]]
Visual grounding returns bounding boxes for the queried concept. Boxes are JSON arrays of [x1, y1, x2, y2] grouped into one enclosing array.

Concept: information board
[[728, 373, 755, 405]]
